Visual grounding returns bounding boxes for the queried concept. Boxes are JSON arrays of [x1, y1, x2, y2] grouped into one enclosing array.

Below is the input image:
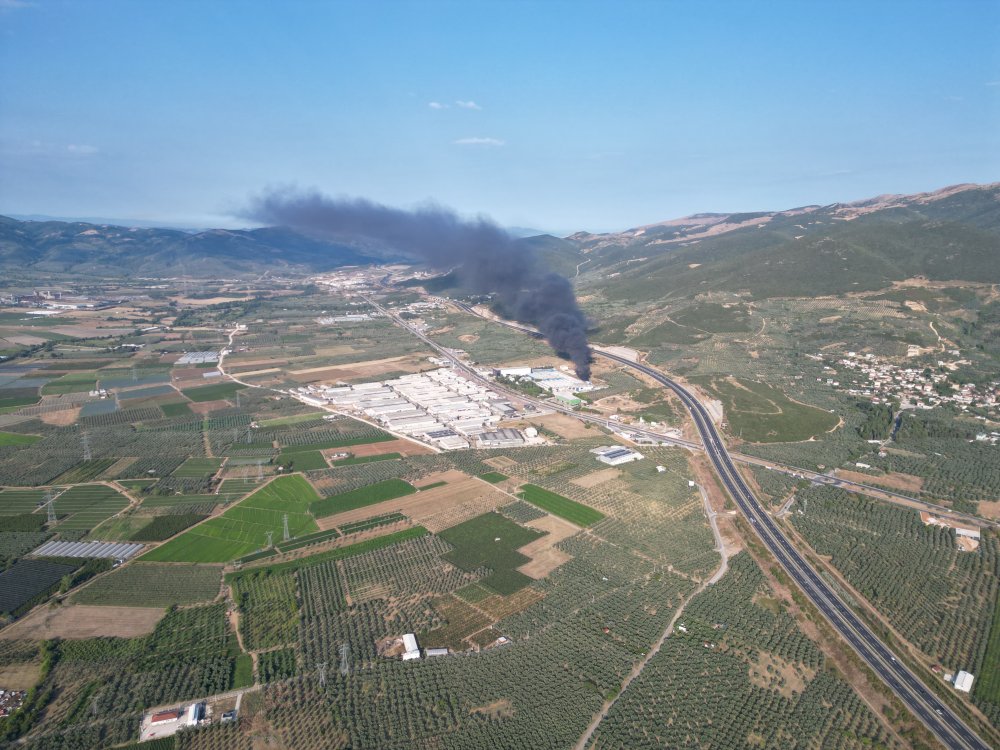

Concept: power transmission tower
[[236, 390, 241, 408], [130, 363, 137, 383], [46, 490, 56, 524], [256, 461, 264, 482], [317, 662, 327, 689], [265, 530, 273, 548], [339, 644, 350, 675], [81, 431, 92, 461], [282, 513, 290, 542]]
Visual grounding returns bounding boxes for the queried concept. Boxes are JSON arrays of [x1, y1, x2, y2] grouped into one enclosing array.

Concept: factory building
[[591, 445, 644, 466], [477, 429, 526, 448]]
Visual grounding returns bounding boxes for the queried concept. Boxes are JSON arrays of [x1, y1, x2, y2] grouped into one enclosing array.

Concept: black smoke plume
[[246, 190, 593, 379]]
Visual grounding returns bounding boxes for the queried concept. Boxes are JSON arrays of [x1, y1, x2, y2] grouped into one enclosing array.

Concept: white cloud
[[67, 144, 99, 155], [986, 81, 1000, 87], [455, 100, 482, 110], [453, 137, 504, 147], [428, 101, 449, 109], [0, 0, 34, 10]]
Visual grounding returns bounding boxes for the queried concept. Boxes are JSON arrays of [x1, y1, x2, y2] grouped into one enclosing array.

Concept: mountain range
[[2, 182, 998, 297]]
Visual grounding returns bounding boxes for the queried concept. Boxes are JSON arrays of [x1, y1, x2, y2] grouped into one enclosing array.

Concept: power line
[[282, 513, 290, 542]]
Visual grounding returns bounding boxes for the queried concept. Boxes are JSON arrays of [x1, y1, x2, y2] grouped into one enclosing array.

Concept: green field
[[172, 457, 225, 477], [258, 412, 326, 427], [277, 450, 328, 471], [73, 562, 222, 607], [181, 382, 246, 402], [517, 483, 605, 526], [142, 474, 320, 562], [40, 372, 97, 395], [0, 489, 46, 515], [310, 478, 416, 518], [159, 401, 192, 417], [478, 471, 508, 483], [226, 526, 428, 582], [689, 375, 839, 443], [975, 593, 1000, 721], [438, 512, 544, 594], [0, 431, 42, 447], [52, 484, 131, 530]]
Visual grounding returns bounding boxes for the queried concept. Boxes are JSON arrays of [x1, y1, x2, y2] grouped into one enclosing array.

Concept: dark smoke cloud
[[246, 190, 593, 379]]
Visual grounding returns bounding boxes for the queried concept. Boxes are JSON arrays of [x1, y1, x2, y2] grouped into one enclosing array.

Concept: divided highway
[[444, 300, 990, 750]]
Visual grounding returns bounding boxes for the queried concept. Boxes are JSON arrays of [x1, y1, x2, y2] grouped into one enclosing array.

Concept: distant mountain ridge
[[2, 182, 997, 290], [569, 182, 1000, 300], [0, 216, 386, 276]]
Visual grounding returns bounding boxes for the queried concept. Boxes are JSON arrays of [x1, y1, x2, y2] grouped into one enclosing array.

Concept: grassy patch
[[311, 478, 416, 518], [518, 483, 605, 526], [689, 375, 839, 443], [478, 471, 508, 483], [438, 512, 544, 595], [0, 431, 42, 447]]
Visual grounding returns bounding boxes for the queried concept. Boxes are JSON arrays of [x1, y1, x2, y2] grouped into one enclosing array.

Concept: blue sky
[[1, 0, 998, 232]]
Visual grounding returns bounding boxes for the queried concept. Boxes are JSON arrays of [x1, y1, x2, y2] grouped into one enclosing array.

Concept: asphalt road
[[440, 300, 991, 750]]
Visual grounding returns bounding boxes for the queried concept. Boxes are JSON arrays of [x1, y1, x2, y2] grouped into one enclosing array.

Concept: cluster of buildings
[[821, 351, 998, 415], [400, 632, 448, 661], [495, 366, 595, 406], [300, 367, 541, 450], [0, 689, 25, 718], [316, 312, 378, 324], [4, 289, 122, 311]]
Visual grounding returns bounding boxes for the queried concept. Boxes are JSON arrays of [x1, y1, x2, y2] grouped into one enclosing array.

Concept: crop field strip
[[142, 474, 321, 563], [73, 562, 223, 607]]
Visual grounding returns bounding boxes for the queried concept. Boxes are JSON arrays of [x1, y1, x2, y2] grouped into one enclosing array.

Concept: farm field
[[310, 478, 416, 518], [517, 483, 605, 526], [439, 512, 544, 595], [181, 382, 245, 402], [0, 431, 41, 446], [0, 604, 166, 639], [51, 484, 131, 530], [142, 474, 320, 562], [72, 562, 223, 607], [0, 559, 77, 614]]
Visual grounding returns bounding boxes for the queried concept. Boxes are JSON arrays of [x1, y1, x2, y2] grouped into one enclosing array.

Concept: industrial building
[[591, 445, 644, 466], [402, 633, 421, 660], [312, 367, 518, 449], [954, 671, 975, 693], [476, 428, 526, 448]]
